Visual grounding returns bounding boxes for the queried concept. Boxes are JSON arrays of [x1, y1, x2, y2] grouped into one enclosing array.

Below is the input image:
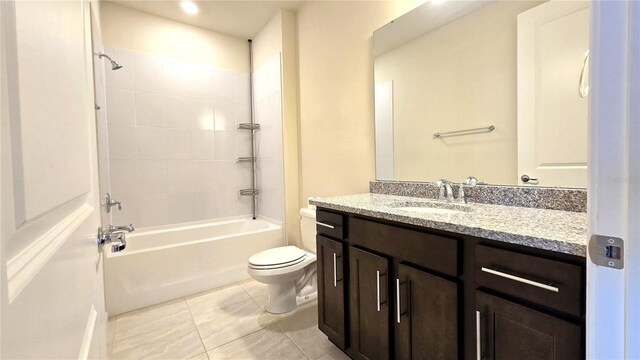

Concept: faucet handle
[[108, 224, 135, 233]]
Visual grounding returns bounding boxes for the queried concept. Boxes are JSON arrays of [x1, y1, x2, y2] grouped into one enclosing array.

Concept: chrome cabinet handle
[[376, 271, 381, 312], [316, 221, 335, 229], [481, 267, 559, 293], [333, 253, 337, 287], [476, 310, 482, 360], [396, 278, 401, 323]]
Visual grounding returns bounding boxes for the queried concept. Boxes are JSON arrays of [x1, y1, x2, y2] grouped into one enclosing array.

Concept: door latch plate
[[589, 234, 624, 269]]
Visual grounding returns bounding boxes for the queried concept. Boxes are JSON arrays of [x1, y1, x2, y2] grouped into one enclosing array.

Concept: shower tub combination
[[104, 217, 282, 316]]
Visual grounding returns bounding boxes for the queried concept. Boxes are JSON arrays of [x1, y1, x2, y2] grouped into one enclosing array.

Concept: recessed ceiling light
[[180, 0, 199, 15]]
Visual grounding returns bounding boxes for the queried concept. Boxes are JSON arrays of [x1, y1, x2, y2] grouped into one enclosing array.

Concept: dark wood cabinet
[[315, 209, 586, 360], [349, 246, 390, 360], [395, 264, 458, 360], [475, 291, 582, 360], [317, 235, 347, 348]]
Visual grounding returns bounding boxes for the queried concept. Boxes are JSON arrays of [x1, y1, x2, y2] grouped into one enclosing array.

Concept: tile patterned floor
[[107, 280, 350, 360]]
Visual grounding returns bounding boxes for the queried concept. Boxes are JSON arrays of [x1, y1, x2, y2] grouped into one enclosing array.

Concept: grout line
[[185, 297, 209, 356]]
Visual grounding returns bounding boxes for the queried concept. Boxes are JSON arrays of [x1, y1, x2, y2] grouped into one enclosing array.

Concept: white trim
[[6, 204, 93, 302], [78, 305, 98, 360]]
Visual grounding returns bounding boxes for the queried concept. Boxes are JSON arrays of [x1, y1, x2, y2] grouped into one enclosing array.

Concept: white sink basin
[[394, 206, 466, 215]]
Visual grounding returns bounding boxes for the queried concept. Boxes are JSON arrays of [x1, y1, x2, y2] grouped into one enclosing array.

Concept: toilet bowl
[[247, 207, 317, 314]]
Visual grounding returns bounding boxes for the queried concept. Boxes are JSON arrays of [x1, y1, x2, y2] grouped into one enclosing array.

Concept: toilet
[[247, 207, 317, 313]]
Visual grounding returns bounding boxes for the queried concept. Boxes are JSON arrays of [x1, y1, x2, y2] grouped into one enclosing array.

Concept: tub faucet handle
[[108, 224, 135, 233]]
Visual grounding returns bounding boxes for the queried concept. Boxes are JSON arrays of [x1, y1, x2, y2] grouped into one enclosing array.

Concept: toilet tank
[[299, 207, 317, 252]]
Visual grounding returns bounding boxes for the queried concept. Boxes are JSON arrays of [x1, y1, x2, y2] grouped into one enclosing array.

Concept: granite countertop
[[309, 193, 588, 257]]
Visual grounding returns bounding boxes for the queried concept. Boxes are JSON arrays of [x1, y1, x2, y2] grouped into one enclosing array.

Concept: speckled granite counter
[[309, 193, 588, 257]]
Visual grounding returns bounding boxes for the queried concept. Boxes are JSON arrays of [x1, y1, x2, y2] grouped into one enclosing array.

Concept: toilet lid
[[249, 246, 306, 268]]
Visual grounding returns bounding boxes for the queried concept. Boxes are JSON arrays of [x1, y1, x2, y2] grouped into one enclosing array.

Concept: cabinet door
[[349, 247, 390, 360], [476, 292, 582, 360], [317, 236, 347, 348], [395, 264, 458, 360]]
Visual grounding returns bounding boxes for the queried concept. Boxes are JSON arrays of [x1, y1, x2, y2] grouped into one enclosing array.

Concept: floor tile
[[111, 299, 204, 359], [111, 320, 204, 360], [192, 296, 273, 350], [187, 283, 252, 315], [316, 346, 350, 360], [188, 352, 210, 360], [240, 280, 268, 298], [276, 304, 334, 360], [207, 325, 307, 360], [107, 317, 116, 359], [114, 299, 191, 342], [268, 299, 318, 323]]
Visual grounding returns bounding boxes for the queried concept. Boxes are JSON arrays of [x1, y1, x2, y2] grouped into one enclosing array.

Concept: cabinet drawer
[[350, 218, 458, 277], [475, 245, 584, 317], [316, 209, 344, 240]]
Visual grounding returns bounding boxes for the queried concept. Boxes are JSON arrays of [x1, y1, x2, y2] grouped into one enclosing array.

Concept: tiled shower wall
[[254, 55, 285, 222], [104, 47, 255, 228]]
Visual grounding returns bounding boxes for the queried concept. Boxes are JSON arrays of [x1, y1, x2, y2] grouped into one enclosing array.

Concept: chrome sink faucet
[[436, 179, 454, 202]]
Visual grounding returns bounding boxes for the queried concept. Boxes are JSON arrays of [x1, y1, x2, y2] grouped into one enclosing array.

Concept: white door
[[517, 1, 590, 187], [587, 1, 640, 358], [1, 1, 107, 359]]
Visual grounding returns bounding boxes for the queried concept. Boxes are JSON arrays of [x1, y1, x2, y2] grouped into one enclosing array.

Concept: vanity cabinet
[[476, 292, 582, 360], [317, 235, 347, 349], [395, 264, 458, 360], [315, 208, 585, 360], [348, 247, 390, 360]]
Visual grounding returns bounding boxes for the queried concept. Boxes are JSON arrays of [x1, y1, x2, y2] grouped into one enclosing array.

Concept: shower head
[[98, 53, 123, 71]]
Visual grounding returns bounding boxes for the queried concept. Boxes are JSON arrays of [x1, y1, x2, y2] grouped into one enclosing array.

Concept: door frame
[[587, 1, 640, 358]]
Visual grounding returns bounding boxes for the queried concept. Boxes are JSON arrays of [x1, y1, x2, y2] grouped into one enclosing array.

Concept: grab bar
[[433, 125, 495, 138]]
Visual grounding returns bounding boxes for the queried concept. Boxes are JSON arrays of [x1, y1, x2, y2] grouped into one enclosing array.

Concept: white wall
[[104, 48, 253, 228]]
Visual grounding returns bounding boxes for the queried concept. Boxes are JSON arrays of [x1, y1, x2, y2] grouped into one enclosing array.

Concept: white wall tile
[[234, 73, 250, 105], [135, 92, 164, 127], [111, 193, 141, 227], [193, 161, 217, 191], [136, 127, 166, 160], [108, 124, 137, 160], [165, 128, 192, 160], [109, 160, 139, 195], [236, 131, 253, 157], [164, 96, 214, 130], [104, 48, 134, 90], [216, 161, 251, 189], [138, 193, 168, 228], [214, 100, 237, 131], [214, 131, 237, 161], [138, 160, 166, 194], [167, 192, 196, 224], [167, 160, 195, 192], [164, 62, 207, 99], [215, 189, 251, 218], [192, 130, 215, 160], [134, 56, 164, 93], [106, 88, 136, 125], [209, 70, 236, 103], [192, 191, 217, 220]]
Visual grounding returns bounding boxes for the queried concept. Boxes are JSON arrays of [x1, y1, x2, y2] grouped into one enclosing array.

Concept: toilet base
[[265, 282, 298, 314]]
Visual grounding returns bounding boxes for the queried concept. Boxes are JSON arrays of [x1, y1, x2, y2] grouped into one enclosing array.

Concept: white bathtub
[[104, 217, 282, 316]]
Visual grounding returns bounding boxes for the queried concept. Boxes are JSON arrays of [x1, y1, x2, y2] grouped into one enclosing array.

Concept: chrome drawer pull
[[396, 278, 401, 323], [376, 271, 381, 312], [476, 310, 482, 360], [333, 253, 337, 287], [481, 267, 559, 293], [316, 221, 335, 229]]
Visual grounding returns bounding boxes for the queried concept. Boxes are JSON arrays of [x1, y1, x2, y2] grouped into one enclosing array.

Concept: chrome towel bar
[[433, 124, 496, 138]]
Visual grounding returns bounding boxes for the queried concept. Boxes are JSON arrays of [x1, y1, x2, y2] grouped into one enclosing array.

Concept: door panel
[[396, 264, 458, 360], [1, 1, 105, 358], [517, 1, 590, 187], [476, 292, 582, 360], [317, 235, 347, 348], [349, 247, 389, 360]]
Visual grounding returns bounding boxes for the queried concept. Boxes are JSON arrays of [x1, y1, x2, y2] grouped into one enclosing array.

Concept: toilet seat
[[248, 246, 306, 270]]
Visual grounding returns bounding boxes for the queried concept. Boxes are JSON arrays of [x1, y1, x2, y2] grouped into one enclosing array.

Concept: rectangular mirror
[[373, 0, 590, 188]]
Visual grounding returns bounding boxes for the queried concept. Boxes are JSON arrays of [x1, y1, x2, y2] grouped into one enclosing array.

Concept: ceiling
[[107, 0, 306, 38]]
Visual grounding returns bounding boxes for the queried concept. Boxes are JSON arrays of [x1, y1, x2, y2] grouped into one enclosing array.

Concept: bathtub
[[104, 217, 282, 316]]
